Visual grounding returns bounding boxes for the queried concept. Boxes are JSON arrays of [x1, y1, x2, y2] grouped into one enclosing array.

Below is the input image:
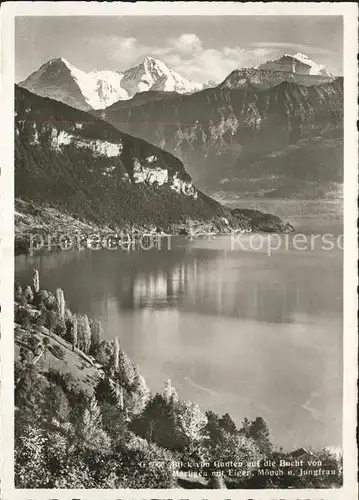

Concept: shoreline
[[15, 198, 295, 256]]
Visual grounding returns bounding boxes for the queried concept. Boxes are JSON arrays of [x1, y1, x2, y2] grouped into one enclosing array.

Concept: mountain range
[[18, 53, 335, 112], [17, 52, 343, 202], [19, 56, 206, 111]]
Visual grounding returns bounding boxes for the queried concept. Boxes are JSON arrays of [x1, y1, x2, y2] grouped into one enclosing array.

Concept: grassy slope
[[15, 322, 101, 395]]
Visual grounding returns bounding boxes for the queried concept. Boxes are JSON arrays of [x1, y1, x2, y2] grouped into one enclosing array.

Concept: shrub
[[15, 282, 25, 304], [42, 337, 51, 350], [24, 286, 34, 304], [15, 306, 31, 329], [29, 335, 42, 353], [50, 344, 65, 360], [33, 290, 49, 308]]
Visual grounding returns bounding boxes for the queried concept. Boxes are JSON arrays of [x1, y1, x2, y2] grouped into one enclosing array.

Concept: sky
[[15, 16, 343, 83]]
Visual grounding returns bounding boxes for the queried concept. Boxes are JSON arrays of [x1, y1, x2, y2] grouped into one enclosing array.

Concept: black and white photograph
[[1, 2, 357, 497]]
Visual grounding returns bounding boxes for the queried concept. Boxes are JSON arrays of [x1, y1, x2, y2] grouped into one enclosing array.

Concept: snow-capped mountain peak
[[284, 53, 332, 75], [259, 53, 332, 76], [121, 56, 202, 95], [19, 56, 203, 111], [143, 55, 167, 69]]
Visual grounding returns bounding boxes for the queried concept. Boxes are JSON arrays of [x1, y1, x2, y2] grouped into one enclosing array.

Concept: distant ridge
[[97, 78, 343, 199]]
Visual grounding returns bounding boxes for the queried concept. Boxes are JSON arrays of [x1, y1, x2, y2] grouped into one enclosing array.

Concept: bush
[[114, 434, 178, 488], [50, 344, 65, 360], [15, 306, 31, 329], [33, 290, 49, 309], [33, 290, 56, 310], [46, 368, 76, 393]]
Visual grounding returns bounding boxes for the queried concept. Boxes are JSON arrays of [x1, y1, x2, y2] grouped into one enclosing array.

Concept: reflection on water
[[15, 202, 343, 450]]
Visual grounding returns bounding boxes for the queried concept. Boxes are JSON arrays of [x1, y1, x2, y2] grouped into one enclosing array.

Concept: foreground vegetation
[[14, 270, 342, 489]]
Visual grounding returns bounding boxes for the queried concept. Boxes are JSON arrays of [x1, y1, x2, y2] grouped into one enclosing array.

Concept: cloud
[[86, 35, 143, 67], [249, 41, 333, 56], [162, 45, 278, 83], [170, 33, 202, 54], [171, 47, 243, 82], [118, 36, 137, 51], [87, 33, 301, 84]]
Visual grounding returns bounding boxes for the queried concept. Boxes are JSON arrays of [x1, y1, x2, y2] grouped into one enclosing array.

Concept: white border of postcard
[[1, 2, 358, 500]]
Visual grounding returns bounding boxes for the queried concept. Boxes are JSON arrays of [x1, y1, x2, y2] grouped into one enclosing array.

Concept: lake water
[[15, 200, 343, 451]]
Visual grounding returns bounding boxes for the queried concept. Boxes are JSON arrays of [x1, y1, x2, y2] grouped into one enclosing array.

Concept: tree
[[111, 337, 120, 373], [219, 413, 237, 435], [33, 269, 40, 293], [95, 376, 119, 406], [50, 455, 92, 488], [239, 417, 272, 456], [19, 346, 34, 365], [45, 309, 58, 333], [14, 306, 31, 329], [78, 397, 111, 454], [70, 315, 78, 350], [43, 384, 70, 423], [163, 378, 179, 404], [117, 348, 137, 389], [55, 316, 66, 337], [82, 315, 92, 354], [205, 432, 261, 480], [127, 373, 151, 416], [56, 288, 65, 319], [15, 422, 49, 488], [77, 314, 92, 354], [15, 364, 48, 418], [130, 393, 178, 450], [45, 292, 57, 311], [42, 337, 51, 359], [14, 282, 23, 303], [35, 308, 47, 328], [33, 290, 47, 308], [64, 308, 73, 340], [43, 420, 78, 485], [64, 307, 73, 323], [89, 318, 103, 357], [114, 435, 177, 488], [174, 400, 207, 449], [95, 340, 114, 369]]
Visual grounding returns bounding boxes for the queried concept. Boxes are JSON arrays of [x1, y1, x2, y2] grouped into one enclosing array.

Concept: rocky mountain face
[[96, 78, 343, 199], [15, 85, 210, 226], [15, 85, 293, 236], [18, 57, 203, 111]]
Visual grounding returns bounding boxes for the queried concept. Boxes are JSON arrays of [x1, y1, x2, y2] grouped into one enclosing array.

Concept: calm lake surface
[[15, 200, 343, 451]]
